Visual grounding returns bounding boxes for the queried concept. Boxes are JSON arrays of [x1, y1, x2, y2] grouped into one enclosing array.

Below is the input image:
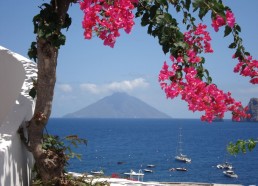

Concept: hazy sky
[[1, 1, 258, 119]]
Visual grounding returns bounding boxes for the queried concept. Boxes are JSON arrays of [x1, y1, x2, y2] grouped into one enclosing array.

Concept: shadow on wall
[[0, 131, 34, 186], [0, 46, 37, 186]]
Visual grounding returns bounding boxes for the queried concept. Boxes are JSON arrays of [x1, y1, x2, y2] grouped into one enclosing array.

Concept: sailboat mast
[[176, 127, 183, 155]]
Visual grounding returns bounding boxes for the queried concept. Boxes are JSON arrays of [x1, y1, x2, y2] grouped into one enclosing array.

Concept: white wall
[[0, 46, 37, 186]]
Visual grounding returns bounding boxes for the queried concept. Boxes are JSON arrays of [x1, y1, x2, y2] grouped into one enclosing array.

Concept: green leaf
[[185, 0, 191, 11], [235, 24, 241, 32], [228, 42, 237, 49], [234, 49, 242, 59], [176, 4, 181, 12], [207, 77, 212, 84], [141, 12, 150, 27], [244, 52, 250, 56], [162, 44, 169, 54], [147, 24, 153, 35], [224, 25, 232, 37], [62, 13, 72, 30], [150, 5, 158, 19], [198, 7, 209, 20], [247, 139, 256, 151], [28, 42, 37, 62], [176, 70, 183, 79], [204, 69, 209, 77], [29, 87, 37, 99]]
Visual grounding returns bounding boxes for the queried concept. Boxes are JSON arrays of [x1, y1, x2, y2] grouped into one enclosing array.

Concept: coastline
[[68, 172, 243, 186]]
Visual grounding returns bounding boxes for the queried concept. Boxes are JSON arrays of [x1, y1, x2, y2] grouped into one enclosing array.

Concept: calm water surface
[[47, 118, 258, 185]]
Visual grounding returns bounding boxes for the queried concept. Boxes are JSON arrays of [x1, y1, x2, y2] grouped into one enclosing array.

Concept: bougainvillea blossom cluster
[[184, 23, 213, 53], [159, 57, 249, 122], [211, 10, 258, 84], [233, 55, 258, 84], [80, 0, 137, 47], [211, 10, 235, 32], [159, 24, 249, 122]]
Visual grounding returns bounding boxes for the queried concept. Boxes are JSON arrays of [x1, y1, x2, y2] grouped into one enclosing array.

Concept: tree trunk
[[26, 0, 72, 183]]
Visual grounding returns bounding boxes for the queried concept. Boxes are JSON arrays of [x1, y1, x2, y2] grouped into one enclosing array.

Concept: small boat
[[91, 170, 104, 175], [147, 164, 155, 168], [144, 169, 153, 173], [117, 161, 126, 165], [175, 153, 191, 163], [223, 170, 238, 178], [175, 128, 191, 163], [217, 162, 233, 170], [176, 167, 187, 171]]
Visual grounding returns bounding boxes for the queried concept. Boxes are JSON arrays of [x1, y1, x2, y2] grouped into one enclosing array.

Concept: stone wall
[[0, 46, 37, 186]]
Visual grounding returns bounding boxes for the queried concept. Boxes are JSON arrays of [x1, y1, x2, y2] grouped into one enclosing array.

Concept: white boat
[[217, 162, 233, 170], [223, 170, 238, 178], [143, 169, 153, 173], [147, 164, 155, 168], [175, 128, 191, 163], [91, 170, 104, 175], [175, 153, 191, 163], [176, 167, 187, 171], [124, 169, 144, 181]]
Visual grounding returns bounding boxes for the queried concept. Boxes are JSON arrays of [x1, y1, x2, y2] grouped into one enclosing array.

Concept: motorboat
[[176, 167, 187, 171], [147, 164, 155, 168], [223, 170, 238, 178], [217, 162, 233, 170], [90, 170, 104, 175], [175, 128, 191, 163], [143, 169, 153, 173]]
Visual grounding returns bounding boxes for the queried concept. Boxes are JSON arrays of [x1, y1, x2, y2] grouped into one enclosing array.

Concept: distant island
[[63, 92, 171, 119]]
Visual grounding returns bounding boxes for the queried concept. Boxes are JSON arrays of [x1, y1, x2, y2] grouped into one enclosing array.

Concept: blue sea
[[47, 118, 258, 185]]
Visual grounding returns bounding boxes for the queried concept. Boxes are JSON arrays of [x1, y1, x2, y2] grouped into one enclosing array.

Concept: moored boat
[[223, 170, 238, 178], [175, 128, 191, 163], [144, 169, 153, 173], [147, 164, 155, 168], [91, 170, 104, 175], [217, 162, 233, 170], [176, 167, 187, 171]]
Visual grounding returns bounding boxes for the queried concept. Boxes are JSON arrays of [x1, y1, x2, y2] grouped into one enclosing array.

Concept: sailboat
[[175, 128, 191, 163]]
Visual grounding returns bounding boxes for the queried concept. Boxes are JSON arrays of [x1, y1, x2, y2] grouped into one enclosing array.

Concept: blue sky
[[1, 1, 258, 119]]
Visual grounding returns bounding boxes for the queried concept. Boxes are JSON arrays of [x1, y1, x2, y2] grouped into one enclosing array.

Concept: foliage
[[32, 174, 109, 186], [28, 2, 72, 62], [32, 173, 109, 186], [31, 133, 87, 185], [42, 134, 87, 163], [227, 138, 257, 155], [29, 78, 37, 99]]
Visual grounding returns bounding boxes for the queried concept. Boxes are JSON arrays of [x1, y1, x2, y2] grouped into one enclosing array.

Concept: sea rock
[[247, 98, 258, 122]]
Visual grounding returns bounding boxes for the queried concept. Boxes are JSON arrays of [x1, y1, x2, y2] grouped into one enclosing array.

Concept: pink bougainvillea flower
[[184, 23, 213, 53], [80, 0, 137, 47], [159, 37, 249, 122], [226, 10, 235, 28], [211, 15, 226, 32]]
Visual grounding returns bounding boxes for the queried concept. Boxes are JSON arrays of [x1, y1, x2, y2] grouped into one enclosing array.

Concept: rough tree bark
[[26, 0, 73, 183]]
